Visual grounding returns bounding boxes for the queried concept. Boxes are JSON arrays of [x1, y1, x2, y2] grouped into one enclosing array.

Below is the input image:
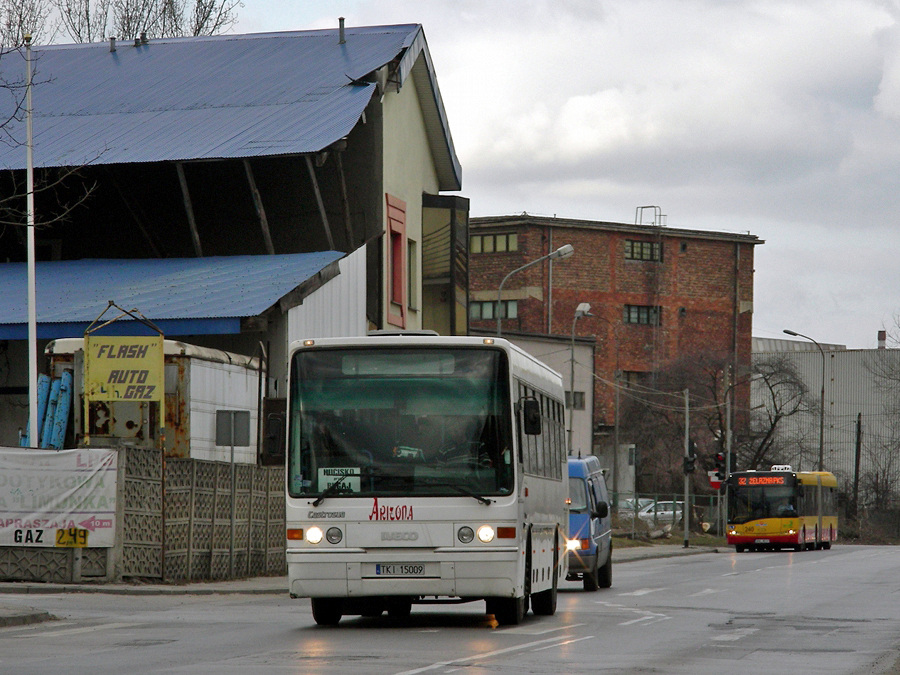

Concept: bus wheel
[[532, 544, 559, 615], [735, 545, 745, 553], [387, 599, 412, 618], [311, 598, 342, 626], [491, 595, 527, 625]]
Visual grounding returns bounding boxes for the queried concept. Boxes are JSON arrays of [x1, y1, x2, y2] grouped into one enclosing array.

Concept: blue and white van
[[566, 456, 612, 590]]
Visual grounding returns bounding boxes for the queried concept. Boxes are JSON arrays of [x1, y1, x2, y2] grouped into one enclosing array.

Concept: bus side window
[[522, 398, 541, 435]]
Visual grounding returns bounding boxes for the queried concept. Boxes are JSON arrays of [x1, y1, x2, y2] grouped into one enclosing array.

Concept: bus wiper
[[420, 478, 493, 505], [311, 472, 358, 507]]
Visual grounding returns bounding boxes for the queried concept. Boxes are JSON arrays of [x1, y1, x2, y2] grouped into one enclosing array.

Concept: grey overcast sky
[[234, 0, 900, 349]]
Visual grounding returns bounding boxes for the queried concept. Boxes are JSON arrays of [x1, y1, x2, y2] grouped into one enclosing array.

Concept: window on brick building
[[624, 240, 662, 261], [469, 300, 517, 320], [623, 305, 661, 325], [621, 371, 652, 388], [471, 233, 518, 253]]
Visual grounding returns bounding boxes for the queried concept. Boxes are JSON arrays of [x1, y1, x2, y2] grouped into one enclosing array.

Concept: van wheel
[[597, 544, 612, 589], [311, 598, 342, 626], [583, 559, 600, 592]]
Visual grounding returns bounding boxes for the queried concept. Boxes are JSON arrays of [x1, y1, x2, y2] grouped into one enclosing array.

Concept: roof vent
[[339, 17, 345, 44]]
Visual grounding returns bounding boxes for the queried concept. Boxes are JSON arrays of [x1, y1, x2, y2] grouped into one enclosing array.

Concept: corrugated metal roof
[[0, 252, 343, 339], [0, 24, 461, 189]]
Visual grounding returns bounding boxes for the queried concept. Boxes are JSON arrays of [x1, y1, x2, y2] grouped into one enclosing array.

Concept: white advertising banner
[[0, 447, 118, 548]]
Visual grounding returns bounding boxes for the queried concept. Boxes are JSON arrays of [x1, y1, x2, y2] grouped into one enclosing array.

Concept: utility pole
[[683, 388, 690, 549]]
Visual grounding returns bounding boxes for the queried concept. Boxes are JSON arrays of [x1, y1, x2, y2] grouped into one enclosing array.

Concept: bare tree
[[739, 354, 817, 470], [53, 0, 239, 42], [0, 0, 56, 47], [55, 0, 111, 42], [111, 0, 156, 41], [619, 352, 817, 493]]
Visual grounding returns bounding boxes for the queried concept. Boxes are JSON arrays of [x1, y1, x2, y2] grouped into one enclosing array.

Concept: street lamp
[[569, 302, 592, 454], [783, 329, 826, 471], [496, 244, 574, 336]]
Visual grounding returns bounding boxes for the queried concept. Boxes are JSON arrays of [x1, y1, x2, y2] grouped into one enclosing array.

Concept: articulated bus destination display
[[736, 475, 790, 486]]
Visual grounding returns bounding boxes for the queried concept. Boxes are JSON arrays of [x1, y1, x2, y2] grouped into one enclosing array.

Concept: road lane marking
[[617, 588, 665, 596], [531, 635, 594, 651], [504, 623, 585, 635], [712, 627, 759, 641], [392, 633, 589, 674], [19, 621, 138, 638]]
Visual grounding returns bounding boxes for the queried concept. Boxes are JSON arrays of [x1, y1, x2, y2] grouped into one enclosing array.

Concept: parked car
[[617, 497, 654, 515], [637, 500, 685, 525], [565, 456, 612, 591]]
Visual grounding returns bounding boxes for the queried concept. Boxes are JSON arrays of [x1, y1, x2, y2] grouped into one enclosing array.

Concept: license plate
[[375, 563, 425, 576], [56, 528, 89, 548], [754, 538, 770, 544]]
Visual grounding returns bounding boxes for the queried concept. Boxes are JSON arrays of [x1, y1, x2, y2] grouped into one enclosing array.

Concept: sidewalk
[[0, 544, 721, 628]]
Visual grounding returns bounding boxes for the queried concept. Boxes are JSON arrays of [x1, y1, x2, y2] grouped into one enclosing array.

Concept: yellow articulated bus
[[726, 465, 838, 553]]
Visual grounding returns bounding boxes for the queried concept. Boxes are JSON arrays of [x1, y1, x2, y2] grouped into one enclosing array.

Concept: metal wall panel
[[752, 348, 900, 499]]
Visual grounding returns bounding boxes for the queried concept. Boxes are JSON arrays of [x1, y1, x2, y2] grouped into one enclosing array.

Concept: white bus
[[285, 334, 568, 625]]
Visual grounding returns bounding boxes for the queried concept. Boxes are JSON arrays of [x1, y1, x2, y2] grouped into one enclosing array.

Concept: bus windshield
[[288, 347, 514, 500], [728, 483, 799, 524]]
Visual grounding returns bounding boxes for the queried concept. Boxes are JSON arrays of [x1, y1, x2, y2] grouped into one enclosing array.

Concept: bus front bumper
[[287, 547, 521, 599]]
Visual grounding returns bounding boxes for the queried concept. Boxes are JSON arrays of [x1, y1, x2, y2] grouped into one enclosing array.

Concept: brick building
[[468, 213, 762, 491]]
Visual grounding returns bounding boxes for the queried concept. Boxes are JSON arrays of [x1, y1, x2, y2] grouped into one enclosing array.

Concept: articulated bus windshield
[[288, 347, 514, 499], [728, 474, 799, 524]]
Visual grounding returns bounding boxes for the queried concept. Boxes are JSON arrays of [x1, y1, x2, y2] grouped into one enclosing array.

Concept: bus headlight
[[458, 526, 475, 543], [325, 527, 343, 544], [477, 525, 495, 543], [306, 526, 324, 544], [566, 538, 580, 552]]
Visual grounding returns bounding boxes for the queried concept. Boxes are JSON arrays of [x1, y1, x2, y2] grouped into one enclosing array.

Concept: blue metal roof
[[0, 24, 461, 189], [0, 252, 344, 339]]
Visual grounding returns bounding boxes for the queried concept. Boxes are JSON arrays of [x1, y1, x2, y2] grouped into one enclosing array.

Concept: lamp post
[[25, 33, 37, 448], [496, 244, 574, 336], [569, 302, 592, 455], [784, 329, 826, 471]]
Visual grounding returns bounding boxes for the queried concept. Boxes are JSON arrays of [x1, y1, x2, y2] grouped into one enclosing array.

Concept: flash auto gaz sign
[[84, 335, 164, 403]]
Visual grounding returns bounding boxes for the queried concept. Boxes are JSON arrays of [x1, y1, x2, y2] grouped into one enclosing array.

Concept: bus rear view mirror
[[522, 398, 541, 435]]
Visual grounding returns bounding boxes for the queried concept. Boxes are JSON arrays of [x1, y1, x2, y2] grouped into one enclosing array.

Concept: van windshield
[[568, 477, 589, 511]]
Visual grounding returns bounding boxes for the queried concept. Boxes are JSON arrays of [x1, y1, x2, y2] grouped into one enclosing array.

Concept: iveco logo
[[381, 531, 419, 541]]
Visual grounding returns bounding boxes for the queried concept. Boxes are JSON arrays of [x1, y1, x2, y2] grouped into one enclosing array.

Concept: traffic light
[[714, 451, 726, 480], [683, 454, 696, 474]]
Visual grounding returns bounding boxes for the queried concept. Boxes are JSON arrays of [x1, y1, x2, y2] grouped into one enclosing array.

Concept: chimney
[[109, 37, 116, 53], [878, 330, 887, 349], [339, 17, 346, 44]]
